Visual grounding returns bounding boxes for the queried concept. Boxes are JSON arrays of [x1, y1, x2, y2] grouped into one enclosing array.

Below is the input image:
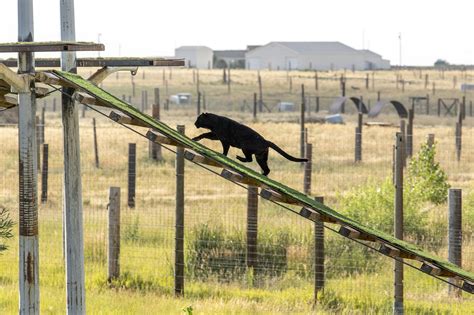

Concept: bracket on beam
[[220, 169, 262, 187], [0, 94, 18, 108], [299, 207, 337, 223], [88, 66, 138, 85], [378, 243, 418, 260], [261, 188, 301, 205], [338, 226, 377, 242], [184, 150, 222, 167], [146, 130, 185, 148], [0, 63, 29, 92], [420, 262, 455, 277], [109, 111, 149, 127], [35, 71, 72, 87], [462, 281, 474, 294]]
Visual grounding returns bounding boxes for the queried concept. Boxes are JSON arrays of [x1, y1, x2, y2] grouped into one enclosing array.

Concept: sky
[[1, 0, 473, 66]]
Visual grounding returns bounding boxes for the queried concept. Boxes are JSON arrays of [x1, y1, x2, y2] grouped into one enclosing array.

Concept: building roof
[[359, 49, 382, 57], [175, 46, 212, 51], [273, 41, 359, 54]]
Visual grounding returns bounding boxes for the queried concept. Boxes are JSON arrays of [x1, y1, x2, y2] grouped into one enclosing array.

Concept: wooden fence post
[[150, 88, 163, 161], [456, 109, 462, 162], [175, 125, 185, 296], [316, 96, 320, 113], [41, 143, 49, 203], [394, 132, 404, 315], [355, 112, 363, 162], [93, 118, 100, 168], [300, 84, 306, 159], [427, 134, 435, 148], [400, 120, 406, 167], [406, 109, 414, 157], [246, 185, 258, 271], [108, 187, 121, 281], [366, 73, 369, 89], [253, 93, 257, 120], [128, 143, 136, 208], [448, 188, 462, 297], [197, 91, 201, 116]]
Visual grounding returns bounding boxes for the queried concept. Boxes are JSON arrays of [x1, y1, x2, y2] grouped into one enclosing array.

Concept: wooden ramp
[[37, 69, 474, 294]]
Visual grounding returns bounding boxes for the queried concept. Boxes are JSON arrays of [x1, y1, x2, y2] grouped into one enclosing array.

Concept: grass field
[[1, 68, 474, 313]]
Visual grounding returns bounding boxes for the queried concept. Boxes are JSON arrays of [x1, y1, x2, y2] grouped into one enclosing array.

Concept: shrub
[[186, 224, 291, 281], [0, 207, 14, 253], [406, 143, 450, 205]]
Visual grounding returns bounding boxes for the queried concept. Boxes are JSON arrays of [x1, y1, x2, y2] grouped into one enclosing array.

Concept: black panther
[[192, 113, 307, 176]]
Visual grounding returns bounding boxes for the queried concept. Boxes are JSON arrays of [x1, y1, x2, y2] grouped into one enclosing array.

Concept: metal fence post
[[41, 143, 49, 203], [150, 88, 163, 161], [300, 84, 306, 159], [108, 187, 121, 281], [247, 186, 258, 271], [448, 189, 462, 297], [394, 132, 404, 315], [128, 143, 136, 208], [175, 125, 185, 296]]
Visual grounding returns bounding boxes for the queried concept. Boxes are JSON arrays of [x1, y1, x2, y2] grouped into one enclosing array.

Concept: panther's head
[[194, 112, 213, 129]]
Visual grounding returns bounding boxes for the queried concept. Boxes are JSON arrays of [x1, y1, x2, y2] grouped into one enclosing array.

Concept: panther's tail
[[267, 141, 308, 162]]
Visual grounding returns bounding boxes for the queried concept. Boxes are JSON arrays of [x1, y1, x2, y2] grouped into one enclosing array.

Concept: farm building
[[213, 50, 246, 68], [175, 46, 213, 69], [245, 41, 390, 71]]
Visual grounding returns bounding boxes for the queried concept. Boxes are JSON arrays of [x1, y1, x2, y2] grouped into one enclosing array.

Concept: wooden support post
[[448, 188, 462, 297], [41, 143, 49, 203], [258, 71, 263, 112], [18, 1, 40, 311], [314, 71, 318, 90], [150, 88, 162, 161], [93, 118, 99, 168], [314, 196, 325, 300], [427, 134, 435, 148], [406, 109, 414, 157], [246, 185, 258, 271], [175, 125, 185, 296], [197, 91, 201, 116], [394, 132, 404, 315], [127, 143, 136, 208], [60, 0, 86, 312], [300, 84, 305, 159], [355, 112, 363, 162], [253, 93, 257, 120], [400, 120, 406, 167], [108, 187, 120, 281], [461, 96, 466, 120], [304, 143, 312, 194]]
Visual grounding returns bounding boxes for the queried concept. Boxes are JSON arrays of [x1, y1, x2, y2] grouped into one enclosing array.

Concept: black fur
[[192, 113, 308, 176]]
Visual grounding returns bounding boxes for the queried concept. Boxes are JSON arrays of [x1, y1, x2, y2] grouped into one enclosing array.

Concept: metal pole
[[448, 188, 462, 297], [304, 143, 312, 194], [18, 0, 40, 312], [314, 196, 325, 302], [60, 0, 86, 312], [128, 143, 136, 208], [175, 125, 185, 296], [41, 143, 49, 204], [108, 187, 121, 281], [246, 186, 258, 270], [406, 109, 414, 157], [394, 132, 404, 315], [300, 84, 305, 159]]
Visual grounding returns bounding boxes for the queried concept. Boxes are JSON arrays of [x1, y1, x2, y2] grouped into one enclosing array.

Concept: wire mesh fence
[[1, 68, 473, 312]]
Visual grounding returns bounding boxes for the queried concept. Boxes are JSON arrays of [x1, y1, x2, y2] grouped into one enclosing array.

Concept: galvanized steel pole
[[60, 0, 86, 313], [393, 132, 404, 315], [18, 0, 40, 313]]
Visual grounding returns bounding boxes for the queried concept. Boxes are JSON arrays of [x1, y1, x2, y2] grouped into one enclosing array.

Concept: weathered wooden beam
[[260, 188, 301, 205], [88, 66, 138, 85], [0, 57, 185, 68], [34, 86, 50, 98], [299, 207, 337, 223], [0, 41, 104, 52], [0, 63, 29, 92], [420, 262, 455, 277], [146, 130, 185, 148], [0, 94, 18, 108], [73, 92, 111, 108], [35, 71, 72, 87], [220, 169, 262, 187], [338, 226, 377, 242], [379, 243, 418, 260], [184, 150, 222, 167], [109, 111, 149, 127]]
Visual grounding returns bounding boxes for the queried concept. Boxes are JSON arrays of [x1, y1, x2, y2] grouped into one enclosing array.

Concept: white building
[[245, 42, 390, 71], [175, 46, 213, 69]]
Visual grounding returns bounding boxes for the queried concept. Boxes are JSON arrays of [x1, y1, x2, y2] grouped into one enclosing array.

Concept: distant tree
[[0, 207, 14, 253], [434, 59, 450, 68]]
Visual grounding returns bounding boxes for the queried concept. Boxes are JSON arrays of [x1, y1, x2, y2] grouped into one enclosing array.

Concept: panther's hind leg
[[236, 149, 253, 163], [255, 150, 270, 176]]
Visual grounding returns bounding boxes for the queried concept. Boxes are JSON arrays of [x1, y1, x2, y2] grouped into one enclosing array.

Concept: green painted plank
[[49, 69, 474, 284]]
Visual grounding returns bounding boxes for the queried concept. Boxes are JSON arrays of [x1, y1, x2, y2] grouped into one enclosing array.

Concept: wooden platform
[[0, 41, 104, 53], [0, 57, 184, 68]]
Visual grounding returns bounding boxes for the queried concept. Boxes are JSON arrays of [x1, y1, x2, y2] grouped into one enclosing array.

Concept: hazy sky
[[1, 0, 473, 66]]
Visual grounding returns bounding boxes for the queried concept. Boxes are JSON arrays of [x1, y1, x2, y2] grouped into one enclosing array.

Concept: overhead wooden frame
[[0, 63, 29, 92], [0, 57, 185, 68], [0, 41, 104, 53]]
